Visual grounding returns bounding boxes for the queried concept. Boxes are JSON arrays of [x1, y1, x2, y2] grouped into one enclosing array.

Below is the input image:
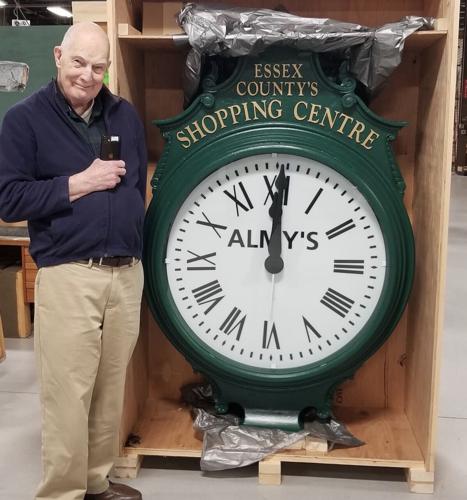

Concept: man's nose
[[81, 66, 93, 81]]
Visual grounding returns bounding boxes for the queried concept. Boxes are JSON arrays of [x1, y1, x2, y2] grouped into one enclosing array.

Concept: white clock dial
[[165, 153, 387, 369]]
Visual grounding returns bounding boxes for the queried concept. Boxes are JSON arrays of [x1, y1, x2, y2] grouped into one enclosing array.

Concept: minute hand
[[264, 165, 286, 274]]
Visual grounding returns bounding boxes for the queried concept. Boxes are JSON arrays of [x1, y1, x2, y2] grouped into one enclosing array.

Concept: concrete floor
[[1, 174, 466, 499]]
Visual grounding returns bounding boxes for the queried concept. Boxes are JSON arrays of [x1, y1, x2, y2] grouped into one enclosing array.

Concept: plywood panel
[[124, 392, 424, 467], [406, 0, 459, 471], [141, 0, 426, 27]]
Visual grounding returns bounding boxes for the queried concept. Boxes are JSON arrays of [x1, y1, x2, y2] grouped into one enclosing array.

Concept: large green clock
[[144, 48, 415, 430]]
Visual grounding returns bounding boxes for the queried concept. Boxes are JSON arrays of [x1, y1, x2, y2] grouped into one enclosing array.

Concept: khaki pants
[[34, 261, 144, 500]]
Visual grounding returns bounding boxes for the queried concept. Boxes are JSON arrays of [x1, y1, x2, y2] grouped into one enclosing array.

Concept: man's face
[[54, 33, 109, 110]]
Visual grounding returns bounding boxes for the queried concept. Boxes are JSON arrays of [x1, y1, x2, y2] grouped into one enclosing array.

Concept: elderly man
[[0, 23, 146, 500]]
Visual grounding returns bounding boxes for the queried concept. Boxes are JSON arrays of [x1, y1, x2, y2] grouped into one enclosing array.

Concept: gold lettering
[[214, 108, 229, 128], [268, 99, 283, 119], [176, 130, 191, 149], [282, 64, 291, 78], [254, 64, 262, 78], [319, 107, 340, 128], [247, 81, 259, 96], [362, 130, 380, 150], [236, 81, 247, 96], [241, 102, 252, 121], [185, 120, 206, 144], [337, 113, 354, 134], [259, 82, 270, 97], [293, 101, 308, 121], [272, 82, 283, 96], [310, 81, 319, 97], [307, 103, 322, 124], [202, 115, 218, 134], [273, 64, 281, 78], [347, 120, 366, 143], [297, 81, 307, 96], [251, 100, 269, 120], [291, 63, 303, 78], [285, 81, 294, 96], [228, 104, 242, 124], [263, 64, 272, 78]]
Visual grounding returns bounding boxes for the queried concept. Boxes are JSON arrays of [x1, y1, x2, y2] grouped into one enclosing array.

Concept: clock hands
[[264, 164, 286, 275]]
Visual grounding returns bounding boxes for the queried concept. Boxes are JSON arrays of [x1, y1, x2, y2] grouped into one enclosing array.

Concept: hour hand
[[264, 165, 286, 274]]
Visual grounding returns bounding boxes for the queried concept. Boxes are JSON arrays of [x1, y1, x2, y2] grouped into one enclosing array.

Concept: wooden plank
[[118, 31, 446, 53], [25, 289, 35, 304], [112, 455, 143, 479], [118, 23, 141, 36], [405, 467, 435, 493], [72, 1, 107, 23], [15, 270, 31, 337], [405, 0, 459, 473], [142, 2, 184, 36], [0, 237, 29, 247], [258, 457, 281, 485]]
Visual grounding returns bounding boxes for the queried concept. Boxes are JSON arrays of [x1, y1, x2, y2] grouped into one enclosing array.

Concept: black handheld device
[[100, 135, 121, 160]]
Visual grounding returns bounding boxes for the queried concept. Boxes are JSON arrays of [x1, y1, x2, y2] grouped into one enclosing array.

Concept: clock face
[[165, 153, 387, 370]]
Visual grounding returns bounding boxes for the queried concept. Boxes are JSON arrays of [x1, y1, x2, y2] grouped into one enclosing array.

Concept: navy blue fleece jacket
[[0, 81, 147, 267]]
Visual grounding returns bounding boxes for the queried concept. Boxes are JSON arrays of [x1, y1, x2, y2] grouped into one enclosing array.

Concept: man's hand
[[68, 159, 126, 202]]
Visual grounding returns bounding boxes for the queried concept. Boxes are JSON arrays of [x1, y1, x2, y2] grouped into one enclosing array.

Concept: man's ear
[[53, 46, 62, 69]]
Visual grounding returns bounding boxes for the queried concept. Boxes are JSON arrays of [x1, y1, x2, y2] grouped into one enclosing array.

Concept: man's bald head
[[60, 22, 110, 61], [54, 22, 111, 114]]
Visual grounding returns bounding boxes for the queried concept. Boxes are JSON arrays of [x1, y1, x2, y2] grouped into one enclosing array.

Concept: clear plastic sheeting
[[183, 384, 364, 471], [0, 61, 29, 92], [178, 3, 434, 101]]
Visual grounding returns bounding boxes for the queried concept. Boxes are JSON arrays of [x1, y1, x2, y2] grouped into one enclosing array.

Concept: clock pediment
[[155, 48, 405, 194]]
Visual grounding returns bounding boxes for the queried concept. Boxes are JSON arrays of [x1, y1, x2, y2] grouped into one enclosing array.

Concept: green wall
[[0, 26, 68, 122]]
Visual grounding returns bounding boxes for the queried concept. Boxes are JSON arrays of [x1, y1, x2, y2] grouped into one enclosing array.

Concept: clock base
[[211, 376, 345, 431], [242, 408, 302, 431]]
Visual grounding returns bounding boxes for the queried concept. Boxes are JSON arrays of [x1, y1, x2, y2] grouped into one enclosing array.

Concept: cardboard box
[[142, 2, 184, 35], [0, 265, 32, 338]]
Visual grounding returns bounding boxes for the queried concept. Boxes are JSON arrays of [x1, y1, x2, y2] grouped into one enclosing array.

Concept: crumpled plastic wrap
[[178, 3, 434, 102], [0, 61, 29, 92], [183, 383, 364, 471]]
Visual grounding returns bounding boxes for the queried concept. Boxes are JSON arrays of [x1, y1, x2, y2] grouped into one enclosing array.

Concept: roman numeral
[[305, 188, 323, 214], [263, 173, 290, 205], [321, 288, 354, 318], [223, 181, 254, 216], [220, 307, 247, 341], [262, 321, 280, 349], [186, 250, 216, 271], [333, 259, 365, 274], [302, 316, 321, 342], [326, 219, 356, 240], [196, 212, 227, 238], [192, 280, 224, 314]]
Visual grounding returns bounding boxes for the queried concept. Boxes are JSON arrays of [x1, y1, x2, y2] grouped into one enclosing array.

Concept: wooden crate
[[0, 265, 32, 338], [21, 247, 37, 304], [106, 0, 459, 492]]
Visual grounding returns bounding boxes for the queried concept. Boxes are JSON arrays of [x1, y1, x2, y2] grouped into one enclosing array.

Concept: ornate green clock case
[[144, 48, 415, 430]]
